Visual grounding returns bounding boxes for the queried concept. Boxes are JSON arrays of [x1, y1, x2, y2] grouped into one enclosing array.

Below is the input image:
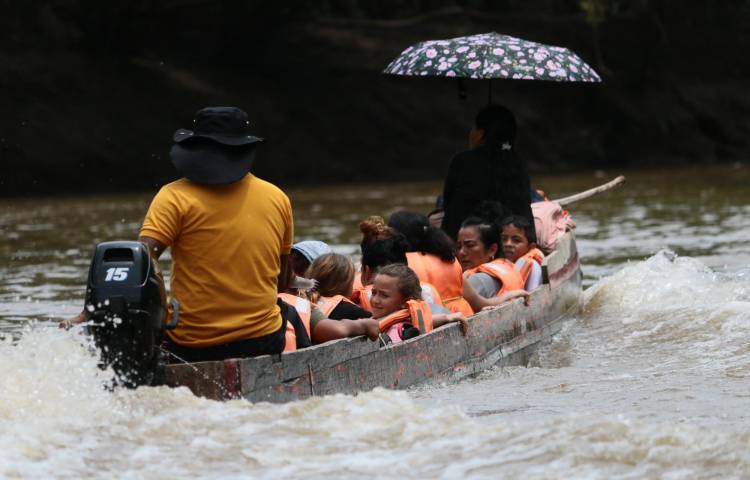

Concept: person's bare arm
[[462, 272, 529, 311], [311, 318, 380, 344], [462, 272, 487, 313], [138, 235, 167, 260], [479, 290, 531, 309], [278, 254, 291, 293], [59, 311, 86, 329], [432, 312, 468, 335]]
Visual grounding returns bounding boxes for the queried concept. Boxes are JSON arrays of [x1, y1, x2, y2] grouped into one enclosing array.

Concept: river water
[[1, 165, 749, 478]]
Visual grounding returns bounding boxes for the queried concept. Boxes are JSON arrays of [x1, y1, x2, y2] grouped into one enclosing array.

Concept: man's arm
[[278, 254, 290, 293], [138, 235, 167, 260]]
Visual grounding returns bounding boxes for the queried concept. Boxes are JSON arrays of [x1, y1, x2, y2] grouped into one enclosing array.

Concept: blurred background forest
[[2, 0, 749, 196]]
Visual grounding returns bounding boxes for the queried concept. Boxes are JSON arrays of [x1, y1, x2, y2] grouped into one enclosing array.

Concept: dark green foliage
[[2, 0, 749, 195]]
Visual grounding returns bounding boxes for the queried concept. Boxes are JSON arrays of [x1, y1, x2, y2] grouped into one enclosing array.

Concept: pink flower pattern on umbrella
[[383, 32, 601, 83]]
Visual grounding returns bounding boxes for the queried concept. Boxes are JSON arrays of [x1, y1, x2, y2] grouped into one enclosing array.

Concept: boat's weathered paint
[[164, 231, 582, 402]]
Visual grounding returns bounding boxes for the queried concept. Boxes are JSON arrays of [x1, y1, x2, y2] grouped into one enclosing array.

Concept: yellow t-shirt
[[140, 174, 293, 347]]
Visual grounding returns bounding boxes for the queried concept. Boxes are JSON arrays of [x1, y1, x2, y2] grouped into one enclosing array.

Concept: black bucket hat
[[170, 106, 264, 185]]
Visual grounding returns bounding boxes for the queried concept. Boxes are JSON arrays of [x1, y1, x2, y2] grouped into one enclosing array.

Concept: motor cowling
[[84, 241, 175, 387]]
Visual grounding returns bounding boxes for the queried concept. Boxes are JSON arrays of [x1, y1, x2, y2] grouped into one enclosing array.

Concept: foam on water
[[2, 168, 750, 477], [2, 328, 750, 479], [3, 252, 750, 479], [583, 250, 750, 377]]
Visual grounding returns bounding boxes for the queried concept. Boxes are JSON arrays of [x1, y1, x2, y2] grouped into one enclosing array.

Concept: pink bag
[[384, 323, 406, 344], [531, 201, 576, 254]]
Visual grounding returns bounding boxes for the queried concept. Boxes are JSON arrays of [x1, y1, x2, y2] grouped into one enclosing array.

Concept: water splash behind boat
[[2, 253, 750, 478], [583, 250, 750, 378]]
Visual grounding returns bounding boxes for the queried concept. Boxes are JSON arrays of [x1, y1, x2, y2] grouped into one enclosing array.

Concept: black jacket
[[441, 145, 533, 239]]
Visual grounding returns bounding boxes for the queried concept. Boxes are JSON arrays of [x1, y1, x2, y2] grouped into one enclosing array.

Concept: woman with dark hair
[[357, 216, 411, 289], [387, 210, 472, 315], [441, 104, 533, 240], [355, 216, 449, 314], [455, 217, 527, 312]]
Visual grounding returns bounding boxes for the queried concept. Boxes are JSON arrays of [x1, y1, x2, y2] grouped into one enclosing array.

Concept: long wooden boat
[[164, 231, 583, 402]]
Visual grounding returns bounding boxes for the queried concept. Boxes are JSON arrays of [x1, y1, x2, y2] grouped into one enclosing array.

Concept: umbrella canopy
[[383, 32, 601, 83]]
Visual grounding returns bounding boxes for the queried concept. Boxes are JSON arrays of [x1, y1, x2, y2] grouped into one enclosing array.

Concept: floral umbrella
[[383, 32, 601, 87]]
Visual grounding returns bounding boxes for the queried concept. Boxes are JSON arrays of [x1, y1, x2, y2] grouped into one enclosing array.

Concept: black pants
[[165, 299, 309, 363]]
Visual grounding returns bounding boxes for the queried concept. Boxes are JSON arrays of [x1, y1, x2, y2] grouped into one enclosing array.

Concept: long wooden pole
[[428, 175, 626, 228], [552, 175, 626, 206]]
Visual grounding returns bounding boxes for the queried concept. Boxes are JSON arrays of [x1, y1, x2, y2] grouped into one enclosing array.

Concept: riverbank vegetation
[[3, 1, 749, 196]]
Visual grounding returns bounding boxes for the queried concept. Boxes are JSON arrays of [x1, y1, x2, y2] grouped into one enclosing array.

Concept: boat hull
[[164, 232, 583, 402]]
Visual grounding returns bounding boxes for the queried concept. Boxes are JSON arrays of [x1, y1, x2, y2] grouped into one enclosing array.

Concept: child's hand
[[519, 290, 531, 306], [500, 289, 531, 306], [448, 312, 468, 336], [361, 318, 381, 341]]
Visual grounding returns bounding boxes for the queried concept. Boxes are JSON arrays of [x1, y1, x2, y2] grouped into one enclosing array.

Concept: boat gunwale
[[164, 231, 582, 401]]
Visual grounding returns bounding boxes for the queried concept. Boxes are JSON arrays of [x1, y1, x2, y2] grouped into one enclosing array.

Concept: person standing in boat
[[441, 105, 533, 240]]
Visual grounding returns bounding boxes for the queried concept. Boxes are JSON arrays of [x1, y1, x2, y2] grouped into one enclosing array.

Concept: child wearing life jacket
[[354, 217, 453, 316], [285, 240, 332, 296], [290, 240, 332, 277], [306, 253, 372, 320], [500, 215, 544, 291], [279, 294, 380, 352], [456, 217, 527, 312], [387, 210, 471, 316], [371, 263, 467, 344]]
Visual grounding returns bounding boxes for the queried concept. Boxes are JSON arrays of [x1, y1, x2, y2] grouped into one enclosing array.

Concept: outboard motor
[[84, 241, 178, 387]]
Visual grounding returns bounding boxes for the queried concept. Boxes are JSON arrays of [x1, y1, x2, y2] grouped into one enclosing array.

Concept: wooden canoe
[[163, 231, 583, 402]]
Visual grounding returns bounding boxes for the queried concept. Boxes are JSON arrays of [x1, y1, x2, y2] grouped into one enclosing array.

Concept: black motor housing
[[84, 241, 175, 387]]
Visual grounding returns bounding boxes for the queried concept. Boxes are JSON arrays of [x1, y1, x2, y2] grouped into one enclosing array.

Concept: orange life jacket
[[351, 285, 373, 311], [351, 273, 364, 296], [465, 258, 524, 296], [278, 293, 312, 353], [419, 282, 443, 306], [406, 252, 463, 301], [516, 248, 544, 285], [444, 296, 474, 316], [315, 294, 357, 318], [406, 252, 472, 315], [377, 299, 433, 334]]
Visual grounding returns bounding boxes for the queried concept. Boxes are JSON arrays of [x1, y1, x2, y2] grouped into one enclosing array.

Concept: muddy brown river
[[1, 165, 749, 478]]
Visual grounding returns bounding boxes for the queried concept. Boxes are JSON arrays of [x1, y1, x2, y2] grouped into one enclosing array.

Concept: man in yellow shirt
[[138, 106, 295, 362], [62, 107, 381, 361]]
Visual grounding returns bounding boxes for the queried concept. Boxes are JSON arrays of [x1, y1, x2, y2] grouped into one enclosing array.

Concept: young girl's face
[[501, 225, 532, 262], [370, 274, 406, 318], [457, 226, 497, 271]]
